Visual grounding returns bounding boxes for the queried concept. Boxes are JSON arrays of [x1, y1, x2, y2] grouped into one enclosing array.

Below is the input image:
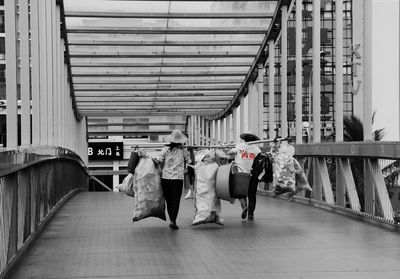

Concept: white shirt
[[228, 142, 261, 173]]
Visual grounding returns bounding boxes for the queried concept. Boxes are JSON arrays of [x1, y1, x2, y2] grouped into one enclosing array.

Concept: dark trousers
[[248, 176, 259, 215], [161, 179, 183, 223], [239, 176, 259, 216]]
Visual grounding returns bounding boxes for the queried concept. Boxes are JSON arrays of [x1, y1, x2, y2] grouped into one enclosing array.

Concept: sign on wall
[[88, 142, 123, 160]]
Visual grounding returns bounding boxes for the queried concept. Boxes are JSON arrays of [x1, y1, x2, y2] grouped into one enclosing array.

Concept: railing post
[[20, 0, 31, 146], [5, 0, 18, 148], [268, 40, 275, 139], [281, 5, 288, 138], [335, 0, 344, 142], [257, 63, 265, 139], [31, 0, 41, 145], [295, 0, 303, 144], [312, 0, 321, 143]]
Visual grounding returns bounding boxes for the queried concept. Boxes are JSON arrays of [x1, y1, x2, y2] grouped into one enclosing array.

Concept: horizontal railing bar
[[0, 157, 87, 178], [294, 142, 400, 159]]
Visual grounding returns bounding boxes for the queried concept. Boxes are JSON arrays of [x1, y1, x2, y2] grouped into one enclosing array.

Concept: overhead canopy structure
[[63, 0, 285, 118]]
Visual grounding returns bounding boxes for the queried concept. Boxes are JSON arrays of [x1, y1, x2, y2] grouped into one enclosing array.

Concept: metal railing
[[0, 147, 89, 278], [289, 142, 400, 227]]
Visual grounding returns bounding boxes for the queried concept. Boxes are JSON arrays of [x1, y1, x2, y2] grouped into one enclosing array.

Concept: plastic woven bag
[[273, 142, 296, 192], [117, 173, 135, 197], [192, 161, 224, 226], [132, 156, 166, 222]]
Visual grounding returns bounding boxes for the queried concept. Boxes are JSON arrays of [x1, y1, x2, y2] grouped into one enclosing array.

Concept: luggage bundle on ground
[[190, 149, 224, 226]]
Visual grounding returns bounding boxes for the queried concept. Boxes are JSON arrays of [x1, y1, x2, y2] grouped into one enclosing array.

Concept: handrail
[[289, 141, 400, 224], [295, 141, 400, 159], [0, 147, 89, 278], [0, 146, 88, 178]]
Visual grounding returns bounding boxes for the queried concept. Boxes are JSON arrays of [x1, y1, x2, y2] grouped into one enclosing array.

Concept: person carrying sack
[[153, 130, 192, 230], [227, 131, 261, 221]]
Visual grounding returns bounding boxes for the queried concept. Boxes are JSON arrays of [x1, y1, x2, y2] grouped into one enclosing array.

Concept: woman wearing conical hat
[[155, 130, 192, 230]]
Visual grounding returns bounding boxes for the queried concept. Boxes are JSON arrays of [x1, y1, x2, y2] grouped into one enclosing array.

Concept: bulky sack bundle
[[132, 156, 166, 222], [191, 151, 224, 226], [273, 142, 312, 193], [117, 173, 135, 197]]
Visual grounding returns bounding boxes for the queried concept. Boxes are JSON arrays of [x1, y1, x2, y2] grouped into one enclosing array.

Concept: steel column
[[55, 5, 62, 146], [268, 40, 275, 139], [20, 0, 31, 146], [281, 5, 288, 138], [46, 0, 55, 145], [212, 120, 217, 145], [220, 118, 225, 144], [363, 0, 373, 141], [39, 0, 48, 145], [5, 0, 18, 147], [240, 95, 245, 135], [31, 0, 41, 145], [193, 115, 197, 145], [335, 0, 344, 142], [232, 107, 238, 143], [226, 114, 231, 144], [295, 0, 303, 144], [247, 81, 253, 132], [312, 0, 321, 143], [257, 63, 265, 139]]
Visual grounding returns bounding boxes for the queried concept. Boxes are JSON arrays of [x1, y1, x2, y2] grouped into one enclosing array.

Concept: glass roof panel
[[63, 0, 279, 117]]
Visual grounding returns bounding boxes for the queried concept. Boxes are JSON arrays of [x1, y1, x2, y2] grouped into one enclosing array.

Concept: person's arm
[[154, 147, 167, 165], [227, 147, 239, 155], [183, 149, 192, 165]]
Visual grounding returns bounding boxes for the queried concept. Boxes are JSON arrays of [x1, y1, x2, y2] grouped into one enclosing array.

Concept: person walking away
[[227, 131, 261, 220], [154, 130, 191, 230]]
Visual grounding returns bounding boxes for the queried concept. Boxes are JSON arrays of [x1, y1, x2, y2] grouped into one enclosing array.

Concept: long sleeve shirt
[[157, 146, 192, 180]]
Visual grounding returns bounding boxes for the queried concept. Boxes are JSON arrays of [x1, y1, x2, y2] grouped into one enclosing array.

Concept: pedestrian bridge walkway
[[10, 192, 400, 279]]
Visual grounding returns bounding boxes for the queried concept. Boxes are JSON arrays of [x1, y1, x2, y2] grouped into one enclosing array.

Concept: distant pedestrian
[[228, 131, 261, 220], [154, 130, 192, 230]]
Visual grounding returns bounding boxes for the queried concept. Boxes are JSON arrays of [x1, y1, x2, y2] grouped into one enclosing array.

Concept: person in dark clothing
[[154, 130, 191, 230], [227, 131, 261, 221]]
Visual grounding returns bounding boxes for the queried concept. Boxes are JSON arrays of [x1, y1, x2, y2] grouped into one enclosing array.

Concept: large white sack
[[132, 156, 166, 222], [192, 162, 224, 226]]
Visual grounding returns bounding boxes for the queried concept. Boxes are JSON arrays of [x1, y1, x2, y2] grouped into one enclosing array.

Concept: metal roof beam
[[72, 71, 246, 77], [68, 40, 261, 47], [81, 111, 221, 116], [74, 88, 237, 92], [69, 51, 255, 58], [67, 26, 268, 34], [70, 61, 252, 67], [73, 84, 239, 90], [87, 122, 186, 127], [65, 11, 273, 19], [75, 92, 236, 98], [72, 79, 244, 84]]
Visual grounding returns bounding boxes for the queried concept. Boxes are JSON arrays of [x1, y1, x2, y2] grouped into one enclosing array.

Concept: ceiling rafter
[[65, 11, 273, 19]]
